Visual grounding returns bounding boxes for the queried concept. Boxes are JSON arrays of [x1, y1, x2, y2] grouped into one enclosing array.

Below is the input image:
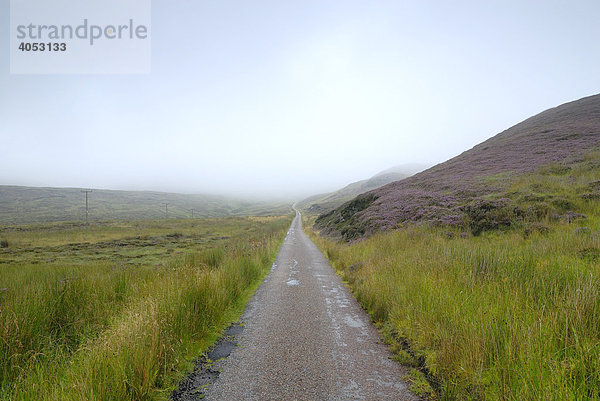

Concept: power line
[[161, 202, 169, 219], [81, 190, 92, 223], [190, 208, 197, 218]]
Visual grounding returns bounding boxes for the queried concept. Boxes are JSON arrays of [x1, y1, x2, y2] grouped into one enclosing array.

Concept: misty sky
[[1, 0, 600, 198]]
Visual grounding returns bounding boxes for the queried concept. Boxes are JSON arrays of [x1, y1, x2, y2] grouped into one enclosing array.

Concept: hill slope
[[0, 186, 292, 224], [297, 164, 427, 214], [315, 94, 600, 240]]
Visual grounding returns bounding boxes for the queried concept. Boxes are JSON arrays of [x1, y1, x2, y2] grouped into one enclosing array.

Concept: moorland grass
[[0, 215, 291, 400], [308, 163, 600, 400], [0, 186, 293, 225]]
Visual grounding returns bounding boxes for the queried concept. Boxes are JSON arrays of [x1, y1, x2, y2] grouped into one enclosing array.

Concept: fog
[[2, 1, 600, 199]]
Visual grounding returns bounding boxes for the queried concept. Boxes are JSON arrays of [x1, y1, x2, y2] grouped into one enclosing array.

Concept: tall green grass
[[0, 215, 291, 400], [308, 158, 600, 400], [312, 222, 600, 400]]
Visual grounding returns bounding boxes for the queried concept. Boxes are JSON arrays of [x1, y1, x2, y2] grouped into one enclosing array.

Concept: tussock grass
[[312, 222, 600, 400], [0, 215, 291, 400], [308, 159, 600, 400]]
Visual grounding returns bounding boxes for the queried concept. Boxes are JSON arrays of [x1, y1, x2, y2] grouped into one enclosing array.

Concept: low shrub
[[462, 198, 523, 236]]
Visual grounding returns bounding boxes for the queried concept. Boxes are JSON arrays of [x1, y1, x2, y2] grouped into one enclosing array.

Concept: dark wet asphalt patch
[[225, 324, 244, 336], [170, 322, 244, 401], [207, 341, 237, 361]]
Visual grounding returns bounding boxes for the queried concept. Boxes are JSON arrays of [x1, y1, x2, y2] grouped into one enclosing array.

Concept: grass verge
[[306, 204, 600, 400]]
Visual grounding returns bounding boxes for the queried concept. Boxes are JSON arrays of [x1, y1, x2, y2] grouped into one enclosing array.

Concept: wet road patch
[[171, 322, 244, 401]]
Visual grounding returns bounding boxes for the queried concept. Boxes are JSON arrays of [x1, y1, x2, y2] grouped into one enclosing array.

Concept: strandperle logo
[[16, 19, 149, 46], [10, 0, 151, 74]]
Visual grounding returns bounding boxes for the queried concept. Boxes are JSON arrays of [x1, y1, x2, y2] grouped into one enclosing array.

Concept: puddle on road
[[208, 341, 237, 361], [225, 324, 244, 336], [286, 279, 300, 286], [343, 315, 365, 328], [288, 259, 299, 276]]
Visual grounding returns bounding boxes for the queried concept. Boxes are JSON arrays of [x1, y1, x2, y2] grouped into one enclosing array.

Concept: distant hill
[[370, 163, 429, 178], [297, 164, 427, 214], [0, 186, 292, 225], [316, 94, 600, 240]]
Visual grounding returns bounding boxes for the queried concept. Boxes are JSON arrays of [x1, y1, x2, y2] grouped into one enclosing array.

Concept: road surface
[[206, 210, 418, 400]]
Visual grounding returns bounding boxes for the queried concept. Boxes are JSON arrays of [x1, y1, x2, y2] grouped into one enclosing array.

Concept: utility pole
[[161, 203, 169, 219], [190, 208, 197, 218], [81, 189, 92, 223]]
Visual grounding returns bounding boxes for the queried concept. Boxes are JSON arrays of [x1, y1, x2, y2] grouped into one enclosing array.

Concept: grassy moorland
[[0, 215, 291, 400], [0, 185, 292, 225], [308, 157, 600, 400]]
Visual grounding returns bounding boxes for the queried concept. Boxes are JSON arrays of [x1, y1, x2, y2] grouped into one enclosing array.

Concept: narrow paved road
[[206, 210, 418, 401]]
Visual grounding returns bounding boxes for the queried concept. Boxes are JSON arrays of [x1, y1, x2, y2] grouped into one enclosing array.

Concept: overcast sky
[[1, 0, 600, 198]]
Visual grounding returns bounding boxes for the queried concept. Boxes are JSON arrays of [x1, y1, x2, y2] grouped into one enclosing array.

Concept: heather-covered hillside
[[316, 94, 600, 240], [297, 164, 427, 214]]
